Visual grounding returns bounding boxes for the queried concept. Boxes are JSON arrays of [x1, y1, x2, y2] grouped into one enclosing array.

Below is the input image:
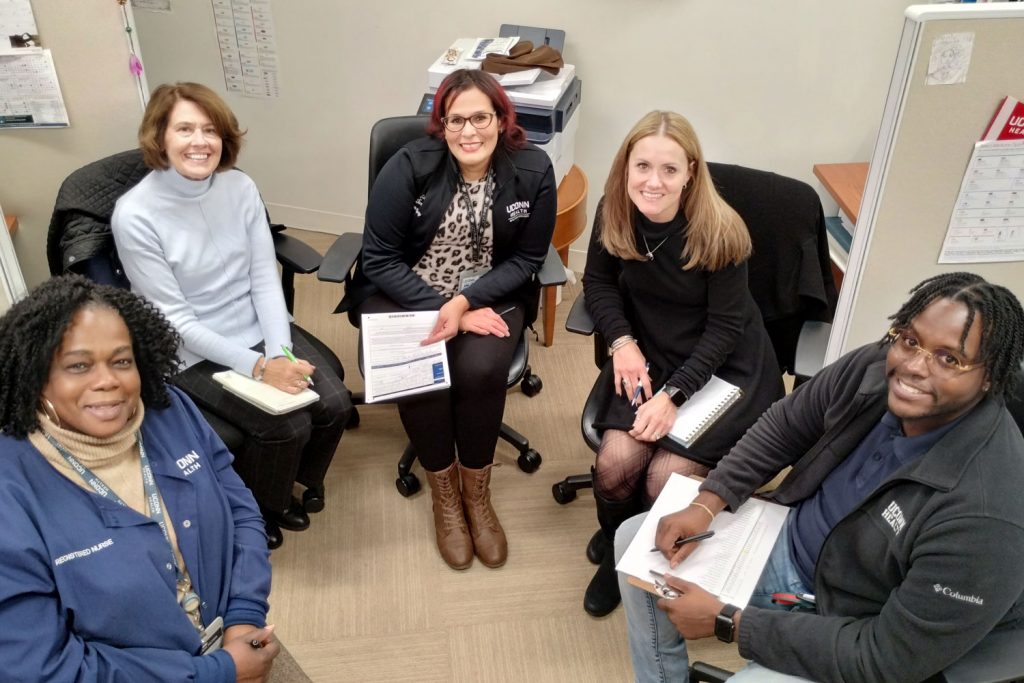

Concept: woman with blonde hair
[[581, 111, 784, 616]]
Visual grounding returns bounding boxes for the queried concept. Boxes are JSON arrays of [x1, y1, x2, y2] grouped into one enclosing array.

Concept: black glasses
[[887, 328, 983, 376], [441, 111, 496, 133]]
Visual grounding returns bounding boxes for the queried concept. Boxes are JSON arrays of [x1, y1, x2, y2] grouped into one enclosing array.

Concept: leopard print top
[[412, 176, 494, 298]]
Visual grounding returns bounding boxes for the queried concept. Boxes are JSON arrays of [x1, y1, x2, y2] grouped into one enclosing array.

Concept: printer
[[420, 25, 581, 182]]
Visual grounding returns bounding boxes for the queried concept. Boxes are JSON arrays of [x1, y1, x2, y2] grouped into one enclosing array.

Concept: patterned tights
[[593, 429, 710, 507]]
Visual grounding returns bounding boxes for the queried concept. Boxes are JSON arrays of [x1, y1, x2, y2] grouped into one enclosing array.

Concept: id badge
[[458, 267, 491, 292], [199, 616, 224, 655]]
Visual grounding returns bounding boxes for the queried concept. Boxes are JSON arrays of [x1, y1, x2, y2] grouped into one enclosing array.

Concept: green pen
[[280, 345, 314, 387]]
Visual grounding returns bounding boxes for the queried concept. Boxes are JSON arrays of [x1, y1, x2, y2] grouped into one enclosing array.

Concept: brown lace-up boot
[[459, 463, 507, 568], [424, 463, 473, 570]]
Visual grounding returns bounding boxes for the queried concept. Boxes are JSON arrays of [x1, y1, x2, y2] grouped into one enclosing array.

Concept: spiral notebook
[[212, 370, 319, 415], [667, 375, 742, 448]]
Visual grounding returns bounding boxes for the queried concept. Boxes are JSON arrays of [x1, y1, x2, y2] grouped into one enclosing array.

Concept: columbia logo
[[933, 583, 984, 605]]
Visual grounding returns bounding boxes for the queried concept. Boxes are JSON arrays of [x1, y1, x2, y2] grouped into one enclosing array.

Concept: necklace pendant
[[645, 252, 654, 261]]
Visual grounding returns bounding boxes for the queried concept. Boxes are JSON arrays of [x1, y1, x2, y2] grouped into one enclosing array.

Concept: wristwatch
[[715, 604, 741, 643], [662, 385, 687, 407]]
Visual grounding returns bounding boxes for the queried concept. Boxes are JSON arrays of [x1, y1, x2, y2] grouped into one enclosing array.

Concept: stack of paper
[[616, 474, 789, 608]]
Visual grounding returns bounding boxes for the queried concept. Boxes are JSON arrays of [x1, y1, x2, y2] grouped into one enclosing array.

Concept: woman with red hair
[[341, 70, 557, 570]]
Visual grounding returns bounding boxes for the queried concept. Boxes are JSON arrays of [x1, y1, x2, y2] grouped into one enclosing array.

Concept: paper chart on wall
[[939, 139, 1024, 264], [211, 0, 279, 98], [0, 0, 39, 53], [0, 49, 69, 127]]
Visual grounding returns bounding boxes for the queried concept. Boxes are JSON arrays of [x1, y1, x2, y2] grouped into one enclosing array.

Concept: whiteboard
[[828, 4, 1024, 361]]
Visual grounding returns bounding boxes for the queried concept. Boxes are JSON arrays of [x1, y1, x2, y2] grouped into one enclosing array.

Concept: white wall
[[0, 1, 144, 286], [134, 1, 911, 271]]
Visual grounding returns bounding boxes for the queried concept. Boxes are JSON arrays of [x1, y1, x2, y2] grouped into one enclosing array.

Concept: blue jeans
[[615, 512, 813, 683]]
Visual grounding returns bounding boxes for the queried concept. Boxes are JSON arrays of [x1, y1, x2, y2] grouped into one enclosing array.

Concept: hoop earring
[[40, 397, 62, 428]]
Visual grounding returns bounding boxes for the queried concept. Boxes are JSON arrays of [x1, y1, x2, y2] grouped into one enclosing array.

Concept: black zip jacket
[[340, 136, 557, 324], [701, 343, 1024, 682]]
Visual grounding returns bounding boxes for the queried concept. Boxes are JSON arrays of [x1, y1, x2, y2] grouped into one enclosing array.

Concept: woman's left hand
[[458, 307, 510, 337], [629, 391, 677, 442], [422, 295, 470, 345]]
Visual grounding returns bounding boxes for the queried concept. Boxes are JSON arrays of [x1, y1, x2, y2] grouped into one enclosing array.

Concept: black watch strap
[[715, 603, 741, 643], [663, 385, 687, 407]]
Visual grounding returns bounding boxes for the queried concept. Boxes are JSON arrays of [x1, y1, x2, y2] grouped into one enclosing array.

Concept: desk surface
[[5, 215, 17, 237], [813, 163, 868, 224]]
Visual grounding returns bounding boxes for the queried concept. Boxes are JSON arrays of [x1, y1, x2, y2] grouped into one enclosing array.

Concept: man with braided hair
[[617, 272, 1024, 682]]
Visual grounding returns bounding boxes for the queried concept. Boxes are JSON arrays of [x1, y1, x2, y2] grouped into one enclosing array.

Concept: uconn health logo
[[506, 201, 531, 222]]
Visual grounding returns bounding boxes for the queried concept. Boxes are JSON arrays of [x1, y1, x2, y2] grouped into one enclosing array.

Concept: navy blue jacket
[[0, 387, 271, 682]]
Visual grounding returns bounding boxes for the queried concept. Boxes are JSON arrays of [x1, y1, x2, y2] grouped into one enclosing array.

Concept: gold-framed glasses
[[441, 111, 496, 133], [887, 327, 983, 376]]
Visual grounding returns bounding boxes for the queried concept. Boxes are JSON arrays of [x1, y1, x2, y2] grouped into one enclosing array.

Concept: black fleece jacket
[[340, 136, 557, 323], [702, 343, 1024, 683]]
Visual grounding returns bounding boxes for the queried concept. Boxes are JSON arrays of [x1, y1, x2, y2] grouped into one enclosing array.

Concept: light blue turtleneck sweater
[[112, 167, 292, 376]]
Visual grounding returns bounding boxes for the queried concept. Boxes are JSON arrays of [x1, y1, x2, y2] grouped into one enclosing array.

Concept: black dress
[[583, 205, 784, 467]]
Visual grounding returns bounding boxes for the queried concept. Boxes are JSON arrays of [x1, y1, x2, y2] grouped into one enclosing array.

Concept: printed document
[[616, 473, 789, 608], [361, 311, 451, 403]]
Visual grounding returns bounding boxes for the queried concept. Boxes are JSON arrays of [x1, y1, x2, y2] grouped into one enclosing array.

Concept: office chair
[[317, 115, 565, 497], [552, 162, 838, 504], [46, 148, 344, 454]]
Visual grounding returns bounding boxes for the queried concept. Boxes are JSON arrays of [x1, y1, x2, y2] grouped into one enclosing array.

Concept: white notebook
[[667, 375, 742, 448], [212, 370, 319, 415], [616, 473, 789, 608]]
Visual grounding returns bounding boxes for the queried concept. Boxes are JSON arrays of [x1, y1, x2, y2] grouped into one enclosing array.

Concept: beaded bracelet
[[689, 501, 716, 524], [254, 356, 267, 382]]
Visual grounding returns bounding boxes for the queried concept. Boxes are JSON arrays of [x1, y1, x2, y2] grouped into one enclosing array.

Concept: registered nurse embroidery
[[176, 450, 202, 476], [881, 500, 906, 535], [54, 538, 114, 566], [506, 200, 531, 222], [413, 193, 426, 217], [933, 583, 985, 606]]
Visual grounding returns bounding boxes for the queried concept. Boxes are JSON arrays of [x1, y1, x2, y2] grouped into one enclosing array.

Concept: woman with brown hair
[[581, 111, 784, 616], [112, 82, 351, 549]]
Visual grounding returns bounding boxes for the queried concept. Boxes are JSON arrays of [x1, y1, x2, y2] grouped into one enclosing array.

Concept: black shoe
[[584, 553, 621, 617], [265, 516, 283, 550], [265, 500, 310, 531], [302, 486, 325, 514], [586, 529, 609, 565]]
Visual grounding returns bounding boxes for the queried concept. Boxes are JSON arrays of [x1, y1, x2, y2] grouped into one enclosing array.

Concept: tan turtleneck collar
[[29, 404, 147, 514]]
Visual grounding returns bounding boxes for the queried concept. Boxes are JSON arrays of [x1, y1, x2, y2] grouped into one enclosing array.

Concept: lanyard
[[456, 168, 495, 263], [43, 430, 203, 626]]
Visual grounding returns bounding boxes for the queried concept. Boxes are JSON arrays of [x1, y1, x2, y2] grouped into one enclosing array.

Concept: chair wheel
[[347, 406, 361, 429], [518, 449, 542, 473], [552, 482, 577, 504], [520, 374, 543, 397], [396, 473, 420, 497]]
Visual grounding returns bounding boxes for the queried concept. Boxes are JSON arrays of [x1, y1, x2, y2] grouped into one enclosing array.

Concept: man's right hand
[[654, 494, 726, 568]]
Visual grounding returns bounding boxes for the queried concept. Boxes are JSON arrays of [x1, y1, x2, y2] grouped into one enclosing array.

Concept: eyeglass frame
[[886, 327, 984, 375], [440, 111, 497, 133]]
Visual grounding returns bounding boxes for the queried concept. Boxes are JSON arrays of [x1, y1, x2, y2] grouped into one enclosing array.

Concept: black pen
[[649, 530, 715, 552]]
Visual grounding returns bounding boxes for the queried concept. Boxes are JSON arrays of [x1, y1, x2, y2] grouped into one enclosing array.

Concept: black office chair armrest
[[317, 232, 363, 283], [272, 230, 322, 274], [538, 244, 568, 287], [566, 292, 595, 336], [937, 629, 1024, 683]]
